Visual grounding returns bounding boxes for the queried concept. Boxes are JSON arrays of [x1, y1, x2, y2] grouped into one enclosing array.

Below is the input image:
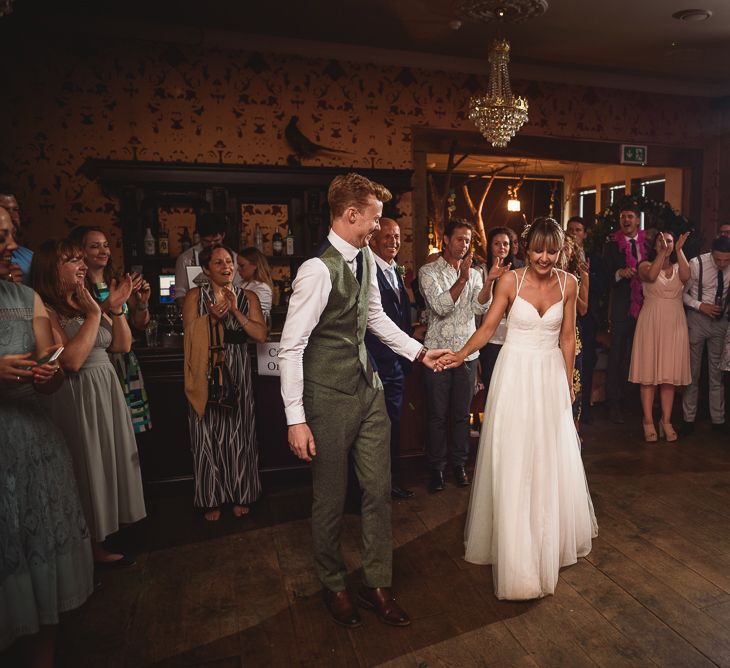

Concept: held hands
[[288, 423, 316, 462], [420, 348, 453, 371], [487, 256, 511, 282], [107, 274, 134, 311], [433, 350, 466, 371], [2, 262, 23, 283]]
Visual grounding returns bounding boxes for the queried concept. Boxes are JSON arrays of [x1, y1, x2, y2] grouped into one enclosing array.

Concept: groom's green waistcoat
[[302, 244, 380, 395]]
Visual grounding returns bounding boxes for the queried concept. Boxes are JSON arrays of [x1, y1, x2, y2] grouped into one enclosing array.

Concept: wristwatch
[[416, 346, 429, 363]]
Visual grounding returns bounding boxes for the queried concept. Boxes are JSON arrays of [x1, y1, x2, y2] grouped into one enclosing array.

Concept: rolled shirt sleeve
[[682, 257, 701, 312]]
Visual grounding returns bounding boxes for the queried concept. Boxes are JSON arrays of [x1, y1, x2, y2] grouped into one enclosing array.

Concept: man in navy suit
[[365, 218, 415, 499]]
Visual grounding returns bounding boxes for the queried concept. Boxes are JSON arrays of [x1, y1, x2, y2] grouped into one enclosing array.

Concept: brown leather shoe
[[323, 589, 362, 628], [358, 586, 411, 627]]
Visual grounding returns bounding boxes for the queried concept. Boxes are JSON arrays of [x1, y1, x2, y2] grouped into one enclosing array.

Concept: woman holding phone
[[32, 238, 146, 567], [69, 225, 153, 433], [183, 244, 267, 521], [1, 229, 93, 664]]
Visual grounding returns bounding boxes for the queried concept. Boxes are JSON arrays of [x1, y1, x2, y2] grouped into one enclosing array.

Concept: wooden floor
[[42, 410, 730, 666]]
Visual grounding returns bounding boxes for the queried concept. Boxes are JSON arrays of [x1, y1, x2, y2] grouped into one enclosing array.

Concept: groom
[[278, 173, 447, 628]]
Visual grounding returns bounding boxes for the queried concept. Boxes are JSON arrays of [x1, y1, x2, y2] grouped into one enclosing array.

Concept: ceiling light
[[468, 38, 529, 148], [672, 9, 712, 22]]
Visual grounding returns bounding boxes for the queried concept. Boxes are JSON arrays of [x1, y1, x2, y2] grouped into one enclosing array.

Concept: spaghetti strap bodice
[[506, 268, 565, 351]]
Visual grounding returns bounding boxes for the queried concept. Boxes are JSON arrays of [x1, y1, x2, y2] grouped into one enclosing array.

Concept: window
[[601, 182, 626, 209], [632, 177, 665, 229], [578, 187, 596, 220]]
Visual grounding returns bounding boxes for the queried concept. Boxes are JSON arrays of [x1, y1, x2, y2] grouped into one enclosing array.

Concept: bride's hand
[[436, 351, 465, 371]]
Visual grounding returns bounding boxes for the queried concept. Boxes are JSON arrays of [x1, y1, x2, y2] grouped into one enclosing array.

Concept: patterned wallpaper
[[0, 33, 719, 270]]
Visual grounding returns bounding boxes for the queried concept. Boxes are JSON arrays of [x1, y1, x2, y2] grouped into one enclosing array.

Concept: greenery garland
[[585, 195, 699, 259]]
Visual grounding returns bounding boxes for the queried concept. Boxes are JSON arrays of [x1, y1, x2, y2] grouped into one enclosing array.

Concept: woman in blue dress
[[0, 225, 93, 665]]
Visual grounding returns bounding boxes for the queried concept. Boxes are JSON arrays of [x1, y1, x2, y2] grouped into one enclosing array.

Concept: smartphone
[[37, 346, 64, 366]]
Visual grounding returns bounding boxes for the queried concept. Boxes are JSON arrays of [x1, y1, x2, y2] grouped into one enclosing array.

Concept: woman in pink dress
[[629, 230, 691, 442]]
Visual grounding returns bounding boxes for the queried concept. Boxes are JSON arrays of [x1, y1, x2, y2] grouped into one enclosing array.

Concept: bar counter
[[134, 341, 427, 485]]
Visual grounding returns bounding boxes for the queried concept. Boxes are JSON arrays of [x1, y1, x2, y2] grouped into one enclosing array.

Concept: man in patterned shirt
[[418, 219, 491, 492]]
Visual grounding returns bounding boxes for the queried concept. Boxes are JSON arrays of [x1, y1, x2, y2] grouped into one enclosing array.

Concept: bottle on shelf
[[143, 227, 156, 256], [285, 225, 295, 256], [180, 227, 192, 252], [158, 226, 169, 256], [272, 229, 283, 256], [254, 224, 263, 252]]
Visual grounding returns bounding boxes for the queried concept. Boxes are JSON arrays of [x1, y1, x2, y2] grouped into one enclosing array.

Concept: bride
[[438, 217, 597, 600]]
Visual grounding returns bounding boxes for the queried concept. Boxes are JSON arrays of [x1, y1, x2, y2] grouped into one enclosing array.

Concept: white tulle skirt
[[464, 342, 598, 600]]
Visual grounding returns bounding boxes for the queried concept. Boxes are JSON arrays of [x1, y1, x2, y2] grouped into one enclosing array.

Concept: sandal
[[659, 423, 678, 442], [642, 422, 658, 443]]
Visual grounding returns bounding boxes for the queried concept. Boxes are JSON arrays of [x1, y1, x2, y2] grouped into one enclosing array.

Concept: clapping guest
[[0, 228, 93, 667], [31, 239, 146, 567], [69, 226, 153, 433], [629, 231, 691, 441], [476, 227, 513, 401], [0, 192, 32, 285], [603, 203, 647, 423], [681, 235, 730, 434], [560, 235, 590, 432], [237, 246, 274, 324], [183, 244, 267, 521]]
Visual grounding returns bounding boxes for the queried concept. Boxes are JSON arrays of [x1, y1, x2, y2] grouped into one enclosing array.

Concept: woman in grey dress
[[0, 228, 93, 664], [31, 239, 146, 566], [182, 244, 267, 521]]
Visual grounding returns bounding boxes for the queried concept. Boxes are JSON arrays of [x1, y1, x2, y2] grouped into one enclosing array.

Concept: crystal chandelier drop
[[468, 38, 529, 148]]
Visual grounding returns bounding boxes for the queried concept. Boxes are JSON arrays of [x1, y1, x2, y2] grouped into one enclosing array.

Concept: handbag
[[207, 315, 238, 409]]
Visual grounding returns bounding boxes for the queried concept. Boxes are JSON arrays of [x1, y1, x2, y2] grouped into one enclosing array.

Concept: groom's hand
[[288, 422, 317, 462], [421, 348, 452, 371]]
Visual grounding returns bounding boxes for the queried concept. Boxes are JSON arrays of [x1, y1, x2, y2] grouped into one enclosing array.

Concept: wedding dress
[[465, 268, 598, 600]]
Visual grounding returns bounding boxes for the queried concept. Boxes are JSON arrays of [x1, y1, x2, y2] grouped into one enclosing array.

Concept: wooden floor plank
[[21, 409, 729, 668]]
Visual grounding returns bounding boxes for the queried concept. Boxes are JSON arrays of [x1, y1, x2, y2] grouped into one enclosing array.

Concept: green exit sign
[[621, 144, 647, 165]]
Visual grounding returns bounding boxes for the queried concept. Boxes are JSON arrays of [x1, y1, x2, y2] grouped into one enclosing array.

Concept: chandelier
[[468, 38, 528, 148]]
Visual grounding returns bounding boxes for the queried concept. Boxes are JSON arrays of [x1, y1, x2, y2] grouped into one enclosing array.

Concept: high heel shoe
[[642, 422, 658, 442], [659, 422, 678, 442]]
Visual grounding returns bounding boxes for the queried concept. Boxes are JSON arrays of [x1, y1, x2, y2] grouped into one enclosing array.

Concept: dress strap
[[556, 269, 567, 298], [515, 268, 528, 297]]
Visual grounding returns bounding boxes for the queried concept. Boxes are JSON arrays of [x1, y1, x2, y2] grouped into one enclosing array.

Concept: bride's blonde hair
[[523, 217, 564, 262]]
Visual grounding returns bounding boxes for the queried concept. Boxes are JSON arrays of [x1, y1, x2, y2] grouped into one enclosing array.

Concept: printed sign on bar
[[257, 342, 282, 376]]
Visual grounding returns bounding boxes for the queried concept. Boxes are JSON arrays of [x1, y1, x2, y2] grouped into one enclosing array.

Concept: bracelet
[[416, 346, 429, 363], [109, 309, 124, 316]]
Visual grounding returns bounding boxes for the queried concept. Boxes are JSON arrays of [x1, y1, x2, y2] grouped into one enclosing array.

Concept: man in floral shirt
[[419, 220, 491, 492]]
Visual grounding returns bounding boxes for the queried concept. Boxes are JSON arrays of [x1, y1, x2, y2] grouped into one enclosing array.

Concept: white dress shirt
[[683, 253, 730, 312], [373, 252, 401, 298], [278, 230, 423, 425], [241, 280, 273, 321]]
